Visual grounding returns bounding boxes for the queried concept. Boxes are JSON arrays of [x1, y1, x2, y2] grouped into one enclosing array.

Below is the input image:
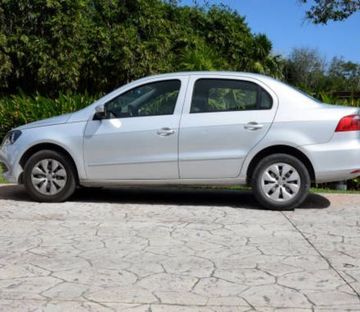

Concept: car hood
[[16, 113, 73, 131]]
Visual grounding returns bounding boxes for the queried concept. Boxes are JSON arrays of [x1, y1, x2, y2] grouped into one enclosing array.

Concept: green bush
[[0, 0, 283, 96], [0, 93, 99, 139], [317, 92, 360, 107]]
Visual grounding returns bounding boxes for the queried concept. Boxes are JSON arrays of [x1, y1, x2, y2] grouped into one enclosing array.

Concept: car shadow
[[0, 184, 331, 210]]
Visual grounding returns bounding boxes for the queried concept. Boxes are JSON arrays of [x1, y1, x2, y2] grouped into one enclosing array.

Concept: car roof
[[130, 71, 281, 91], [143, 71, 273, 81]]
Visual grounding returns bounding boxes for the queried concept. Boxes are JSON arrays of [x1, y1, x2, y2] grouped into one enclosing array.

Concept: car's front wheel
[[24, 150, 76, 202], [251, 153, 310, 210]]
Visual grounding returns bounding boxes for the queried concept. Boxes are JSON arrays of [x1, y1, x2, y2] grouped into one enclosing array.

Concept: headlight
[[2, 130, 22, 146]]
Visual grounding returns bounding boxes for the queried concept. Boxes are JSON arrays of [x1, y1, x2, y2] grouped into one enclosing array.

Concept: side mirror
[[94, 104, 105, 120]]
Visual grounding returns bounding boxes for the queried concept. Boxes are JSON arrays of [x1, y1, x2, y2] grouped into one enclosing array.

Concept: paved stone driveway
[[0, 185, 359, 311]]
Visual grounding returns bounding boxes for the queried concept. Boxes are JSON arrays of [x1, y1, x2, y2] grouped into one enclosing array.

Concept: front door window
[[105, 80, 181, 119]]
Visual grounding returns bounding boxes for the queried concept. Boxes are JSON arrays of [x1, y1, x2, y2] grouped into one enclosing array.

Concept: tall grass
[[0, 167, 6, 184], [318, 92, 360, 107], [0, 93, 99, 139]]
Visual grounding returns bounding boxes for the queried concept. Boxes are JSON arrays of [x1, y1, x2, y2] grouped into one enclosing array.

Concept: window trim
[[104, 79, 182, 119], [190, 78, 273, 114]]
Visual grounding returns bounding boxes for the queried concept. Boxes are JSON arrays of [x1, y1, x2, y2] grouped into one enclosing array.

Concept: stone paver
[[0, 185, 359, 311]]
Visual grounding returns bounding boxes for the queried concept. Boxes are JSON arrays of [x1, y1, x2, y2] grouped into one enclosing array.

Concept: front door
[[179, 76, 278, 179], [84, 78, 187, 180]]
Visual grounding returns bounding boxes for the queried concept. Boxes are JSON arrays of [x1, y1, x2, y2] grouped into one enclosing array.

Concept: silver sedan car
[[1, 72, 359, 209]]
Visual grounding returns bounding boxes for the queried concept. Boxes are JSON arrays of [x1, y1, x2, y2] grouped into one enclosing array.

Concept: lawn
[[310, 187, 360, 194]]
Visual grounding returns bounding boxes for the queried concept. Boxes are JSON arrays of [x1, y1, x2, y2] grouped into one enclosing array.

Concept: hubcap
[[31, 159, 67, 195], [260, 163, 301, 202]]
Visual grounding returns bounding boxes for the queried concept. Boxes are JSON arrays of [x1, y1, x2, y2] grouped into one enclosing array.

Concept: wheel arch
[[246, 145, 315, 184], [19, 143, 79, 184]]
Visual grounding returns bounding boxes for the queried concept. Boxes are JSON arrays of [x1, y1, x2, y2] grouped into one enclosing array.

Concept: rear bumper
[[303, 132, 360, 183]]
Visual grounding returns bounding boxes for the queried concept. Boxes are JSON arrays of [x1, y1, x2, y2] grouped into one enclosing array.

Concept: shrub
[[0, 0, 282, 95], [0, 93, 99, 139]]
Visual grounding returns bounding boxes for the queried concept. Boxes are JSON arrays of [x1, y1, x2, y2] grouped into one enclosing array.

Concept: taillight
[[335, 114, 360, 132]]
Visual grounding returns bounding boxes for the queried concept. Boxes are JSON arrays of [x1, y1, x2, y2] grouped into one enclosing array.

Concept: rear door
[[179, 75, 278, 179]]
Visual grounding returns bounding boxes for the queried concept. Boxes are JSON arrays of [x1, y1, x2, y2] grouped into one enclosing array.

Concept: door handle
[[244, 122, 264, 131], [157, 127, 176, 136]]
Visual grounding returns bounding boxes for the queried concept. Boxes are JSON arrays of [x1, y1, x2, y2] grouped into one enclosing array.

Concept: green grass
[[0, 93, 99, 140], [0, 166, 7, 184], [223, 185, 359, 194], [193, 184, 360, 194], [310, 187, 360, 194]]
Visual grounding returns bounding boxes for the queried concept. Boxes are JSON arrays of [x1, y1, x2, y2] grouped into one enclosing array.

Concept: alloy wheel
[[260, 162, 301, 202], [31, 159, 67, 195]]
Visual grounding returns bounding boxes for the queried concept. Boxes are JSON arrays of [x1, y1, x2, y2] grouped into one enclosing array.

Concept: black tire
[[24, 150, 77, 202], [251, 153, 310, 210]]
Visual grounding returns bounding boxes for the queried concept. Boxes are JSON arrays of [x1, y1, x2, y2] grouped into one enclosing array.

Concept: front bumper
[[0, 144, 23, 184], [303, 132, 360, 183]]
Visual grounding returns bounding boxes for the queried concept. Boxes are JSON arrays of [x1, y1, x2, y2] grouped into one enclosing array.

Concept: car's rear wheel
[[24, 150, 76, 202], [251, 153, 310, 210]]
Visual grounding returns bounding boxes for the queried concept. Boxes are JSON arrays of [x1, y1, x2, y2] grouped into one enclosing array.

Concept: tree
[[328, 57, 360, 91], [301, 0, 360, 24], [284, 48, 360, 98], [0, 0, 89, 94], [0, 0, 283, 95], [284, 48, 326, 92]]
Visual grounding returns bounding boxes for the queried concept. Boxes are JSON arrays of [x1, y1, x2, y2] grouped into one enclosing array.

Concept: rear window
[[191, 79, 273, 113]]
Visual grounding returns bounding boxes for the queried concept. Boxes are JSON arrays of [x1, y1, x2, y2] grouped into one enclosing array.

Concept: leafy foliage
[[301, 0, 360, 24], [0, 93, 98, 139], [0, 0, 282, 95], [285, 48, 326, 93], [0, 166, 6, 183], [284, 48, 360, 102]]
